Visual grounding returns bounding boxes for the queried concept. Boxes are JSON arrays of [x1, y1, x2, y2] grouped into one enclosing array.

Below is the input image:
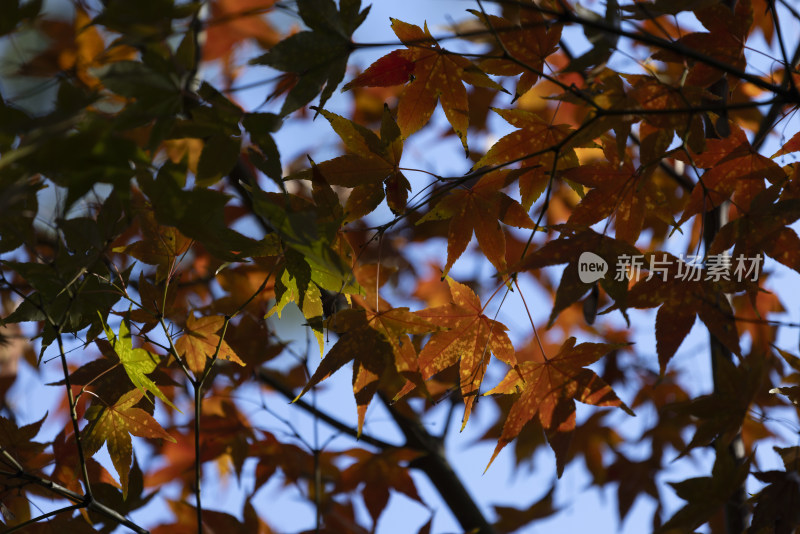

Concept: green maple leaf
[[249, 0, 370, 116], [100, 314, 179, 411]]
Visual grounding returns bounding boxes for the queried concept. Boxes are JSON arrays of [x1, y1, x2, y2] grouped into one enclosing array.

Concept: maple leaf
[[669, 352, 765, 456], [473, 108, 576, 171], [18, 8, 135, 90], [514, 226, 640, 326], [485, 337, 633, 476], [114, 205, 191, 282], [469, 107, 581, 213], [100, 316, 178, 411], [491, 487, 557, 533], [0, 413, 47, 470], [344, 18, 501, 153], [677, 123, 785, 225], [290, 105, 410, 219], [468, 9, 562, 99], [562, 160, 671, 245], [248, 186, 361, 294], [339, 448, 423, 526], [204, 0, 282, 75], [415, 278, 517, 428], [82, 389, 175, 498], [606, 453, 661, 522], [650, 0, 752, 87], [418, 170, 534, 276], [267, 248, 326, 356], [249, 0, 370, 115], [623, 74, 708, 145], [772, 128, 800, 158], [354, 294, 434, 375], [619, 252, 742, 373], [771, 347, 800, 406], [709, 186, 800, 275], [657, 443, 751, 534], [174, 315, 244, 374], [294, 307, 434, 433], [749, 469, 800, 534]]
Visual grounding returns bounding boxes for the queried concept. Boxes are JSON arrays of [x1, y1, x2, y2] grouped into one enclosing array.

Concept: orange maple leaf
[[416, 278, 517, 428], [344, 19, 501, 153], [19, 9, 135, 89], [485, 337, 633, 476], [473, 108, 575, 171], [419, 171, 534, 276], [204, 0, 281, 72], [175, 315, 244, 373]]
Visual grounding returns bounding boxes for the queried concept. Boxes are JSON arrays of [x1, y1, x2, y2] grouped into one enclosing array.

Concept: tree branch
[[701, 3, 748, 532], [256, 369, 396, 450], [0, 467, 148, 533], [380, 395, 497, 534]]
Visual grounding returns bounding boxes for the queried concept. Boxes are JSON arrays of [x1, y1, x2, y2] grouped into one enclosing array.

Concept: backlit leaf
[[416, 278, 517, 428], [83, 389, 175, 498], [486, 337, 633, 476], [174, 315, 244, 374], [100, 316, 178, 411]]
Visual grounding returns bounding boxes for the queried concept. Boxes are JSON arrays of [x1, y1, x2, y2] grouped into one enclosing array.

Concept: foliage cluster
[[2, 0, 800, 533]]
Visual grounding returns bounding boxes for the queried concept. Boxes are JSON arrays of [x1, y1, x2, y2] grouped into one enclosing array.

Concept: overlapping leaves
[[418, 170, 534, 276], [486, 337, 633, 476], [290, 106, 410, 219], [344, 18, 501, 153]]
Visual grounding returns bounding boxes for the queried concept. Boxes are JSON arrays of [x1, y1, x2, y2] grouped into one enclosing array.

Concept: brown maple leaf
[[709, 187, 800, 275], [514, 226, 640, 326], [563, 160, 669, 245], [468, 8, 562, 99], [114, 205, 191, 282], [339, 448, 423, 526], [668, 352, 765, 456], [621, 252, 742, 372], [657, 443, 751, 534], [294, 307, 435, 434], [677, 123, 785, 225], [290, 106, 409, 220], [473, 108, 575, 171], [485, 337, 633, 476]]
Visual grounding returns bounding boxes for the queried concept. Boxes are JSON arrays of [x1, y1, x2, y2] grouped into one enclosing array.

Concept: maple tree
[[3, 0, 800, 533]]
